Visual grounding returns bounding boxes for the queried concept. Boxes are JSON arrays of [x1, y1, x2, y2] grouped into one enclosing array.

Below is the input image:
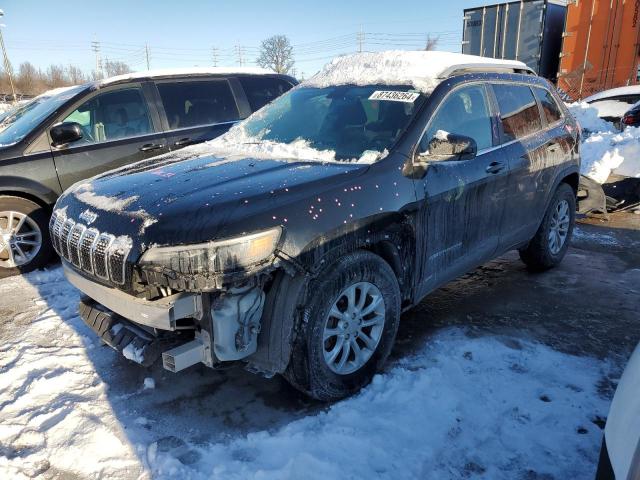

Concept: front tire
[[0, 196, 53, 276], [284, 250, 401, 401], [519, 183, 576, 271]]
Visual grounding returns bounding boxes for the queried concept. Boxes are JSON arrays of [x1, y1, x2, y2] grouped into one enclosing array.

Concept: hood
[[55, 151, 368, 250]]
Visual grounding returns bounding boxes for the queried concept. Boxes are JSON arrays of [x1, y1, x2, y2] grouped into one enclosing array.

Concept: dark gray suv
[[0, 69, 296, 274], [51, 52, 581, 401]]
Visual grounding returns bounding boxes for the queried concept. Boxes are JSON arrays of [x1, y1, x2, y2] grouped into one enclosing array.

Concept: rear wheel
[[0, 196, 53, 276], [284, 250, 401, 401], [519, 183, 575, 271]]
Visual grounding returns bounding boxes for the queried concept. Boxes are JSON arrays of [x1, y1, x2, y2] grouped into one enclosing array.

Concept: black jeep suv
[[0, 69, 296, 274], [52, 52, 580, 400]]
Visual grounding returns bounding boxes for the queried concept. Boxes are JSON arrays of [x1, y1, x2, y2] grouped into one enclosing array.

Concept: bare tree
[[424, 35, 439, 51], [257, 35, 294, 74], [46, 64, 67, 88], [16, 62, 42, 95], [103, 59, 131, 77], [66, 64, 85, 85]]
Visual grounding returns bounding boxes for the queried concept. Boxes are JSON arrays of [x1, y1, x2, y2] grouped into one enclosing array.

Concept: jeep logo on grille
[[79, 209, 98, 225]]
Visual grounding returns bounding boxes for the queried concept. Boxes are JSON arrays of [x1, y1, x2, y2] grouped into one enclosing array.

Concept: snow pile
[[304, 51, 527, 93], [579, 127, 640, 183], [566, 102, 640, 183], [567, 102, 615, 133]]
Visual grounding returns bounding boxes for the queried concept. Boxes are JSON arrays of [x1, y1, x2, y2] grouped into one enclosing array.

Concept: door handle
[[139, 143, 165, 152], [174, 138, 193, 147], [485, 161, 505, 174]]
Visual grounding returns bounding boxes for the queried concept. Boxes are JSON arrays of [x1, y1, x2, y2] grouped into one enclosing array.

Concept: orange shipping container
[[558, 0, 640, 100]]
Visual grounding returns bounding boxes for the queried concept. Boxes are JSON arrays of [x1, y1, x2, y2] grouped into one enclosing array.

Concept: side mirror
[[419, 132, 477, 162], [50, 122, 83, 147]]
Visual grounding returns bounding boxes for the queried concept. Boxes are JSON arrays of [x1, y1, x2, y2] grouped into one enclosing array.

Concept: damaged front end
[[62, 223, 292, 374]]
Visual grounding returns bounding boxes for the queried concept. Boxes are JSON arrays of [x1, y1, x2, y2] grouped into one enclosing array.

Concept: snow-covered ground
[[0, 266, 614, 479]]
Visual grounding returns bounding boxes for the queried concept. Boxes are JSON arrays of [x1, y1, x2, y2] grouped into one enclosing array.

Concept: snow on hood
[[586, 99, 631, 119], [303, 51, 528, 93]]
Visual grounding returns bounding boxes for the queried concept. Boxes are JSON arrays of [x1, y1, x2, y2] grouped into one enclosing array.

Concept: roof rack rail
[[439, 63, 536, 79]]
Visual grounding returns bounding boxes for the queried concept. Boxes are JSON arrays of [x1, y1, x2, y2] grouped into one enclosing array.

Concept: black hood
[[56, 151, 368, 250]]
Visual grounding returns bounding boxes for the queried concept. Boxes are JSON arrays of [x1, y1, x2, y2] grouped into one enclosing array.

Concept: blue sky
[[3, 0, 473, 78]]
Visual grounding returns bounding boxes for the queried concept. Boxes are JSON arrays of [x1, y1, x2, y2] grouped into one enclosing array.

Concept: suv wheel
[[0, 196, 53, 275], [284, 250, 401, 401], [519, 183, 576, 271]]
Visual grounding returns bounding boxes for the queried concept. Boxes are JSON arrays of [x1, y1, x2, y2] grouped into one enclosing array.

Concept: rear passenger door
[[154, 78, 242, 151], [491, 83, 562, 250], [51, 83, 168, 190]]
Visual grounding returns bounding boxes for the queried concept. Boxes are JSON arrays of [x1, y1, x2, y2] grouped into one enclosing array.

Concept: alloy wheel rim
[[548, 199, 570, 255], [322, 281, 386, 375], [0, 211, 42, 268]]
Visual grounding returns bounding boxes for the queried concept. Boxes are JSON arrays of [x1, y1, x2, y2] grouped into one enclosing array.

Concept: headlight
[[140, 227, 281, 274]]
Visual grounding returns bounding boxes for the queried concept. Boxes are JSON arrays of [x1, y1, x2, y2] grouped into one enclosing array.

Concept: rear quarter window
[[157, 80, 239, 129], [532, 87, 563, 124], [492, 83, 542, 142], [238, 76, 294, 111]]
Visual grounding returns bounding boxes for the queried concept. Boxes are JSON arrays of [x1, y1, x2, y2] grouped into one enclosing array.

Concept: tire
[[0, 196, 53, 276], [284, 250, 401, 401], [519, 183, 576, 271]]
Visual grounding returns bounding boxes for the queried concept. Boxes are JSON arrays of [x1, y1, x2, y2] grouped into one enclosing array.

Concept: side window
[[492, 84, 542, 142], [156, 80, 239, 129], [61, 88, 153, 144], [533, 87, 563, 124], [238, 77, 293, 111], [420, 84, 493, 152]]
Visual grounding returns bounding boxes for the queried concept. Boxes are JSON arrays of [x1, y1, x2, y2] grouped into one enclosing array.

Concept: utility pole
[[145, 43, 150, 70], [91, 38, 102, 79], [211, 47, 219, 67], [357, 25, 364, 53], [0, 10, 17, 104], [235, 45, 244, 66]]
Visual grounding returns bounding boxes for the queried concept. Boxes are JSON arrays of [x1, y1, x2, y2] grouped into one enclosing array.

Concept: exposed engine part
[[211, 284, 265, 361]]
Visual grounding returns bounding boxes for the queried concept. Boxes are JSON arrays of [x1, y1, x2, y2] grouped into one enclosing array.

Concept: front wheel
[[0, 196, 53, 276], [284, 250, 401, 401], [519, 183, 576, 271]]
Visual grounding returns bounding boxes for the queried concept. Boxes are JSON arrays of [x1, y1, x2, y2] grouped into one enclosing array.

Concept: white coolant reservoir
[[211, 285, 265, 361]]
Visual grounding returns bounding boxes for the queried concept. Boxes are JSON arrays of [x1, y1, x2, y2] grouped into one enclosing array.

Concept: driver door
[[413, 83, 509, 298], [51, 83, 168, 190]]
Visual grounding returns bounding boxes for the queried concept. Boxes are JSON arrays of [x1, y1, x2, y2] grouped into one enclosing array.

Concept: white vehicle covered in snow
[[583, 85, 640, 128]]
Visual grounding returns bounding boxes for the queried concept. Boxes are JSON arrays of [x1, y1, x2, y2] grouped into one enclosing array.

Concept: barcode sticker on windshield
[[369, 91, 420, 103]]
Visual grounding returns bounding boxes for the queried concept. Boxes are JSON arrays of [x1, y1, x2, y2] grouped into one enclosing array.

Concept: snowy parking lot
[[1, 215, 638, 479]]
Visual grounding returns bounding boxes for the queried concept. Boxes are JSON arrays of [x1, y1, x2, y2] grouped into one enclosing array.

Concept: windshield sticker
[[368, 90, 420, 103]]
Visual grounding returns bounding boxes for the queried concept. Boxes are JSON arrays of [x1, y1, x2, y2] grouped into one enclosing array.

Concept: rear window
[[533, 87, 563, 124], [238, 76, 293, 111], [492, 84, 542, 142], [157, 80, 239, 129]]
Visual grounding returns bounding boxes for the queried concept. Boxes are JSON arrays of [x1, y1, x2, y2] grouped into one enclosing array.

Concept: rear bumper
[[63, 262, 202, 330]]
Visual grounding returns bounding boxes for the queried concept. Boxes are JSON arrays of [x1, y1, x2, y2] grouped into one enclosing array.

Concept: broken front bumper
[[63, 263, 203, 330]]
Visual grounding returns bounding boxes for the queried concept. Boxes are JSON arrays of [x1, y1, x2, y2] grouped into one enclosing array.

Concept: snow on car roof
[[583, 85, 640, 103], [303, 50, 531, 93], [99, 67, 273, 86]]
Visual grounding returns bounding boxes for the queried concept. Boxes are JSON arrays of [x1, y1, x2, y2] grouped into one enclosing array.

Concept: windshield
[[238, 85, 425, 161], [0, 85, 86, 146]]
